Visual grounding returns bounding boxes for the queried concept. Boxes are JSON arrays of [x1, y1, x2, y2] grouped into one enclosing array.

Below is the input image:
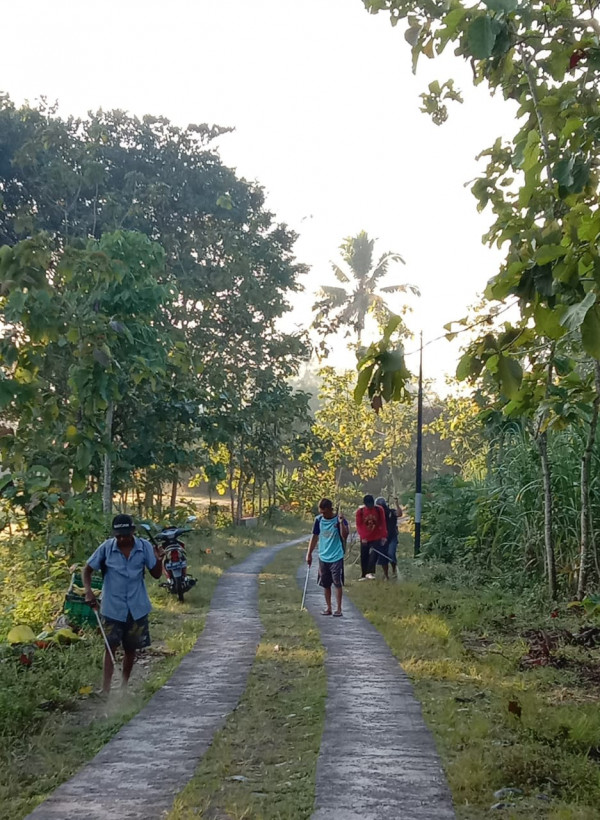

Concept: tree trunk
[[236, 479, 244, 523], [144, 480, 153, 518], [102, 402, 114, 515], [577, 362, 600, 599], [236, 440, 246, 523], [228, 449, 236, 523], [170, 473, 178, 516], [536, 432, 557, 600]]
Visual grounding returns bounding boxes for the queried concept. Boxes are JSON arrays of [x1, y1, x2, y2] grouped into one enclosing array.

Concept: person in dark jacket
[[375, 497, 399, 578]]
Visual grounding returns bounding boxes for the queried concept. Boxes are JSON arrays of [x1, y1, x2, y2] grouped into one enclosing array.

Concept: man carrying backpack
[[306, 498, 349, 617], [375, 496, 399, 578], [355, 494, 387, 580]]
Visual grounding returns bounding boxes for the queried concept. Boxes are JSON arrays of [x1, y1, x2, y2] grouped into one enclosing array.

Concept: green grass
[[346, 532, 600, 820], [0, 516, 309, 820], [167, 542, 326, 820]]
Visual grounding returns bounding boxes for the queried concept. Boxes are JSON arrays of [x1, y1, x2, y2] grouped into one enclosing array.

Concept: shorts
[[375, 546, 389, 566], [318, 558, 344, 589], [387, 536, 398, 563], [101, 613, 151, 651]]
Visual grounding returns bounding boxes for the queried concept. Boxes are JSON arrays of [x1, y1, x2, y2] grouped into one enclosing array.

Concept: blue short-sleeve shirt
[[87, 537, 157, 622], [312, 515, 347, 563]]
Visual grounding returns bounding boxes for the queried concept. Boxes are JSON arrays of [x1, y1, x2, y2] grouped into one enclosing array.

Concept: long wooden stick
[[300, 564, 311, 611], [94, 608, 116, 666]]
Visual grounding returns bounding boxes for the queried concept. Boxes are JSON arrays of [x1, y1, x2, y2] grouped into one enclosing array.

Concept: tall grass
[[423, 424, 600, 597]]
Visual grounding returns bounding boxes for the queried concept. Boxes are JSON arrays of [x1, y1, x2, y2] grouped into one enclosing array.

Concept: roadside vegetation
[[168, 542, 325, 820], [348, 533, 600, 820], [1, 517, 307, 820]]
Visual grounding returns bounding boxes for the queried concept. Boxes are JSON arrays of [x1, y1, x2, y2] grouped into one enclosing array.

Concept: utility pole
[[414, 331, 423, 557]]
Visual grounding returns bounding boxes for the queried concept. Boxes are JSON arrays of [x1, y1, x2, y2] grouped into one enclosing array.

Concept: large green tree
[[0, 96, 310, 522], [358, 0, 600, 596]]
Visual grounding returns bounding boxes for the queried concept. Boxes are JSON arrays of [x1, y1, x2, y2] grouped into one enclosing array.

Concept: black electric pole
[[414, 331, 423, 557]]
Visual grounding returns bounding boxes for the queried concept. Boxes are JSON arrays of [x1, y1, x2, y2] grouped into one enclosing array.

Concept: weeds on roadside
[[0, 516, 309, 820], [347, 534, 600, 820]]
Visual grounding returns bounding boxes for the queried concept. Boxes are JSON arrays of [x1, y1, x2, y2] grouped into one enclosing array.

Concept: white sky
[[1, 0, 517, 385]]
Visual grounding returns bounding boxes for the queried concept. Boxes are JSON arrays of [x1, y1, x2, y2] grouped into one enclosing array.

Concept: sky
[[1, 0, 517, 386]]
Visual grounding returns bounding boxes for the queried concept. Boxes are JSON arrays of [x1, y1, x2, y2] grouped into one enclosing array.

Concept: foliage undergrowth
[[0, 516, 308, 820], [168, 542, 325, 820], [421, 425, 600, 598], [347, 533, 600, 820]]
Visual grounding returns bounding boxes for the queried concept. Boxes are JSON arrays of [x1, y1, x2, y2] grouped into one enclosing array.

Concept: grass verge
[[0, 516, 309, 820], [346, 532, 600, 820], [167, 542, 326, 820]]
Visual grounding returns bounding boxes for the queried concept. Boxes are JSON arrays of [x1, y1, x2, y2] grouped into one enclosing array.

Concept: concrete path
[[300, 566, 456, 820], [27, 536, 308, 820]]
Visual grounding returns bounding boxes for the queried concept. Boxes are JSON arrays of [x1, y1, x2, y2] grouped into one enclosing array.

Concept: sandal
[[333, 611, 343, 617], [321, 609, 332, 616]]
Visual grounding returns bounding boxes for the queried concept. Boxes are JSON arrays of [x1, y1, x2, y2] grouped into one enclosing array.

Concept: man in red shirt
[[355, 494, 387, 580]]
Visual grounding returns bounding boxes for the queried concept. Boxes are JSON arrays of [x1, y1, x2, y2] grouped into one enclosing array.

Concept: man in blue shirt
[[83, 514, 164, 694], [306, 498, 349, 617]]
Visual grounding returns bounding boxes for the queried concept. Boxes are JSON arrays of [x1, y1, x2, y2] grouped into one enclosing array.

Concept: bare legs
[[102, 648, 136, 694], [323, 586, 343, 615]]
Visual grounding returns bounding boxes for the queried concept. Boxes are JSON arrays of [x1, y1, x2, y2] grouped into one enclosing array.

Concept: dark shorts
[[318, 558, 344, 589], [375, 544, 389, 566], [101, 613, 151, 651]]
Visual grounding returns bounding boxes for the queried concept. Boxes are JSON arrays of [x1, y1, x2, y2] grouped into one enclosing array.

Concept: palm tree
[[312, 231, 418, 348]]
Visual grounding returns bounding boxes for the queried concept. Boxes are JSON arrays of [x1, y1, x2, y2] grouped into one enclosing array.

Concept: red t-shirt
[[355, 505, 387, 542]]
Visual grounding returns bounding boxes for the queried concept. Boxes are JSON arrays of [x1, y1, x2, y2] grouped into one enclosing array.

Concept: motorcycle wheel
[[174, 576, 184, 602]]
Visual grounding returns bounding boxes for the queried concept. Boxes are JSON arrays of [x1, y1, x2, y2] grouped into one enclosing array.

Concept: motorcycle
[[140, 517, 198, 602]]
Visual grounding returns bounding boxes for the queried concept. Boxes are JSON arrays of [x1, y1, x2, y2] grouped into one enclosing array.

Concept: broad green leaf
[[485, 353, 500, 374], [382, 371, 394, 402], [467, 16, 500, 60], [571, 158, 591, 193], [581, 305, 600, 360], [578, 212, 600, 243], [379, 349, 408, 373], [354, 364, 374, 403], [560, 292, 597, 331], [534, 245, 566, 266], [522, 130, 540, 172], [483, 0, 517, 12], [497, 355, 522, 398], [533, 303, 566, 340], [382, 314, 402, 342], [404, 24, 421, 47], [553, 156, 574, 188], [71, 473, 86, 493], [75, 443, 93, 472], [456, 353, 474, 381], [561, 117, 583, 140]]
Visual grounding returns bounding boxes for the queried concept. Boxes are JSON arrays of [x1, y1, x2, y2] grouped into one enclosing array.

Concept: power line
[[402, 300, 519, 358]]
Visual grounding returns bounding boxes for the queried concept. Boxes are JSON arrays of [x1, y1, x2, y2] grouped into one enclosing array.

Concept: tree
[[0, 96, 311, 522], [313, 231, 416, 351], [0, 231, 182, 512], [359, 0, 600, 594]]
